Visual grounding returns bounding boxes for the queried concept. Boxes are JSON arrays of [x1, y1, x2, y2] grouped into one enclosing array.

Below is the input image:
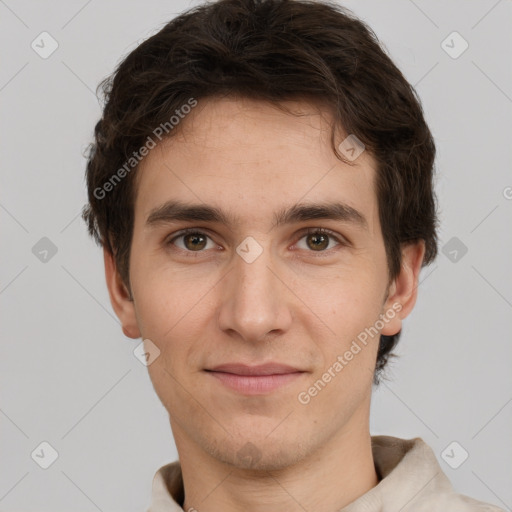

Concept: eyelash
[[166, 227, 348, 257]]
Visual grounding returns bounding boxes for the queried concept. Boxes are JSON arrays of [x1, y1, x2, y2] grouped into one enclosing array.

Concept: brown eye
[[306, 232, 330, 251], [183, 233, 207, 251], [168, 230, 214, 252], [295, 228, 343, 253]]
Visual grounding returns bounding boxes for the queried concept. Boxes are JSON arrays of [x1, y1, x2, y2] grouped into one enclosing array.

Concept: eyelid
[[166, 226, 349, 253], [297, 227, 348, 246], [166, 227, 219, 253]]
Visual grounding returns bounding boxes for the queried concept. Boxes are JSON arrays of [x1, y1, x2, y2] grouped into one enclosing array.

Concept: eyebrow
[[145, 200, 368, 231]]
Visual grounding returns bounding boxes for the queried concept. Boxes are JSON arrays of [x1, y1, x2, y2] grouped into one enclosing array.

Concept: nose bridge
[[218, 237, 291, 342]]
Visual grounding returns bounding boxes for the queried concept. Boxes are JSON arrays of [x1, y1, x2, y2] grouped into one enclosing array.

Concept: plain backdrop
[[1, 0, 511, 511]]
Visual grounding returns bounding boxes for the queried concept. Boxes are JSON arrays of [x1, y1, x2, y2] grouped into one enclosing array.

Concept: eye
[[294, 227, 345, 253], [166, 227, 347, 255], [167, 229, 217, 253]]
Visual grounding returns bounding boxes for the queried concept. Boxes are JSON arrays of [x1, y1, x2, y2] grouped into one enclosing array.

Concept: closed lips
[[205, 363, 304, 376]]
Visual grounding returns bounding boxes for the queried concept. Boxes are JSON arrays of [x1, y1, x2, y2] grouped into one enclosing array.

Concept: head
[[83, 0, 437, 469]]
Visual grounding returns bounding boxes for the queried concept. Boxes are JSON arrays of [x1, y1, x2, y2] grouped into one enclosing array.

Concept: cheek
[[130, 247, 206, 334], [302, 278, 383, 401], [131, 272, 205, 410], [130, 261, 217, 372], [305, 269, 385, 381], [306, 264, 384, 331]]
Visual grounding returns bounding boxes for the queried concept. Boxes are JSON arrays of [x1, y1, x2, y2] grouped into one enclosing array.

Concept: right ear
[[103, 247, 141, 339]]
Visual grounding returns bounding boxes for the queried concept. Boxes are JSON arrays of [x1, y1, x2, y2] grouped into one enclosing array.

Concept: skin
[[104, 96, 425, 512]]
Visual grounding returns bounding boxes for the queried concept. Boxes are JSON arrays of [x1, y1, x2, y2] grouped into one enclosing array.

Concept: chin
[[205, 431, 311, 472]]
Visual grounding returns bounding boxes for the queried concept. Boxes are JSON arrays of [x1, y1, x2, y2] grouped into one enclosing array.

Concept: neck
[[173, 409, 378, 512]]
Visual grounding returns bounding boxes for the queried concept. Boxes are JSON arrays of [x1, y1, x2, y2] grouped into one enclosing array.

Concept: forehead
[[134, 96, 379, 233]]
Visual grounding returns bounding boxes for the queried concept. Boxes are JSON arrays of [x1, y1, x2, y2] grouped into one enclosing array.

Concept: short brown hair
[[82, 0, 438, 384]]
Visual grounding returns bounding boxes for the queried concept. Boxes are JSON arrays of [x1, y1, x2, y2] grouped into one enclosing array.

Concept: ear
[[103, 247, 141, 339], [380, 240, 426, 336]]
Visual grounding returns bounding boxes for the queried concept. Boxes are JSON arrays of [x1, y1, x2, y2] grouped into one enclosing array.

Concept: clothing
[[146, 435, 505, 511]]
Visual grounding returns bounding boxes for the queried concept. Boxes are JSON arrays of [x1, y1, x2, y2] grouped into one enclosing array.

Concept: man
[[82, 0, 504, 510]]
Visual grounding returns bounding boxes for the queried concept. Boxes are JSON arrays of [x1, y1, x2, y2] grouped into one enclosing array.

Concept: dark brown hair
[[82, 0, 438, 384]]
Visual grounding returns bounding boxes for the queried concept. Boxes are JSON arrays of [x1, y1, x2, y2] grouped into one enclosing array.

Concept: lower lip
[[206, 371, 304, 394]]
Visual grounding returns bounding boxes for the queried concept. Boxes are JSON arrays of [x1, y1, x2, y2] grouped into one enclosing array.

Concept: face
[[105, 96, 423, 471]]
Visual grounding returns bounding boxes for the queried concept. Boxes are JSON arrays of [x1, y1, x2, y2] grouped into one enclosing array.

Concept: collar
[[146, 435, 503, 512]]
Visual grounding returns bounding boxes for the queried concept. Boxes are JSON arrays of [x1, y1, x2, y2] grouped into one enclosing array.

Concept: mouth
[[206, 362, 304, 375], [204, 362, 306, 394]]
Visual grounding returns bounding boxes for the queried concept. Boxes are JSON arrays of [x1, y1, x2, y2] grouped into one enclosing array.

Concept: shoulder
[[368, 436, 506, 512], [412, 490, 506, 511]]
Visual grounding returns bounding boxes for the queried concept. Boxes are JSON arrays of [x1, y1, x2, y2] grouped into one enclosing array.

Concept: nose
[[217, 240, 293, 344]]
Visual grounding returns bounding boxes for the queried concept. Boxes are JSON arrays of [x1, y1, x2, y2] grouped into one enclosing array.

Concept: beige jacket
[[146, 436, 505, 511]]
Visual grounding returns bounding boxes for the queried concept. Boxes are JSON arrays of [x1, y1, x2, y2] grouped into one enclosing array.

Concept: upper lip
[[206, 363, 304, 376]]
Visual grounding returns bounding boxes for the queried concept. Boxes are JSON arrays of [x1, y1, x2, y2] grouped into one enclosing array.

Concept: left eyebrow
[[145, 200, 368, 231], [273, 201, 368, 231]]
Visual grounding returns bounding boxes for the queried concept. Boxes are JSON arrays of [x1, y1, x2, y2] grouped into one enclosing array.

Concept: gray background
[[1, 0, 511, 510]]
